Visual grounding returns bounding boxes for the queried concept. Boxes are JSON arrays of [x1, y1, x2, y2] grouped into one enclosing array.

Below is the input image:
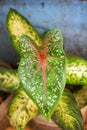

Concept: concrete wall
[[0, 0, 87, 65]]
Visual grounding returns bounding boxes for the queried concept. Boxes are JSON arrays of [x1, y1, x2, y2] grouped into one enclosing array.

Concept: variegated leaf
[[8, 88, 38, 130], [18, 29, 66, 120], [7, 8, 42, 51], [52, 88, 84, 130]]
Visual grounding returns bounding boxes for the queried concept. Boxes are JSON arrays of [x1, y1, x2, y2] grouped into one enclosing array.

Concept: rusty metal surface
[[0, 0, 87, 65]]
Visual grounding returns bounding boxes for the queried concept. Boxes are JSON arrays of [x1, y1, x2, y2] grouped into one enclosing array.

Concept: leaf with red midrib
[[18, 29, 66, 120]]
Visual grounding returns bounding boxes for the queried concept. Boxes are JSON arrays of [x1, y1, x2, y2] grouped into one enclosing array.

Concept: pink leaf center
[[29, 35, 55, 94]]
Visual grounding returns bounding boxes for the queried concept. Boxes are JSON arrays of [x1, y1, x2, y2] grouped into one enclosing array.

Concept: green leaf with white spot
[[52, 88, 84, 130], [18, 29, 66, 120]]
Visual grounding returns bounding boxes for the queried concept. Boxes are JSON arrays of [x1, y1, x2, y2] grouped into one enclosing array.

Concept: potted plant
[[0, 8, 87, 130]]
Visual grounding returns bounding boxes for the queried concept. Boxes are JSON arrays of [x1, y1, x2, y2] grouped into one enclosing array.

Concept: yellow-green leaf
[[52, 88, 84, 130], [8, 88, 38, 130]]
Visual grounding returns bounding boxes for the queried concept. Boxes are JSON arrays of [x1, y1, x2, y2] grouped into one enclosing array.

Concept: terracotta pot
[[29, 115, 61, 130], [81, 106, 87, 130], [0, 94, 13, 130], [0, 61, 12, 69]]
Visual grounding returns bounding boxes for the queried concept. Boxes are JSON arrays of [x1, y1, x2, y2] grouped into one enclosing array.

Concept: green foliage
[[6, 8, 42, 51], [8, 88, 38, 130], [52, 89, 84, 130], [8, 87, 84, 130], [0, 67, 19, 93], [74, 86, 87, 108], [6, 8, 84, 130], [66, 56, 87, 85], [18, 29, 66, 120]]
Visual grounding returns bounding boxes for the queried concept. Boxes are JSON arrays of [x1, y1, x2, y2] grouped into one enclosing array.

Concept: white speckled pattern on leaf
[[18, 29, 66, 120]]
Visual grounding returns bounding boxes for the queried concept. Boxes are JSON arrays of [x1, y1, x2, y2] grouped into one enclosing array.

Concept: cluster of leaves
[[7, 9, 84, 130]]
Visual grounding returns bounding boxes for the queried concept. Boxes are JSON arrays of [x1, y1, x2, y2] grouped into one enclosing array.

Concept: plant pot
[[29, 115, 61, 130], [0, 94, 13, 130], [81, 106, 87, 130]]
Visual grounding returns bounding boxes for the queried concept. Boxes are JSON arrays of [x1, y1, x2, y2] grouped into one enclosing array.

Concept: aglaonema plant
[[1, 8, 84, 130]]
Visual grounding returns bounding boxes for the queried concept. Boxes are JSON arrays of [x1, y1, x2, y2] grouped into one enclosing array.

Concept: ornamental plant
[[0, 8, 85, 130]]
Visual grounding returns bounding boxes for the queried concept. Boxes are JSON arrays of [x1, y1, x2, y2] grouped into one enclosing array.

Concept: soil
[[81, 106, 87, 130]]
